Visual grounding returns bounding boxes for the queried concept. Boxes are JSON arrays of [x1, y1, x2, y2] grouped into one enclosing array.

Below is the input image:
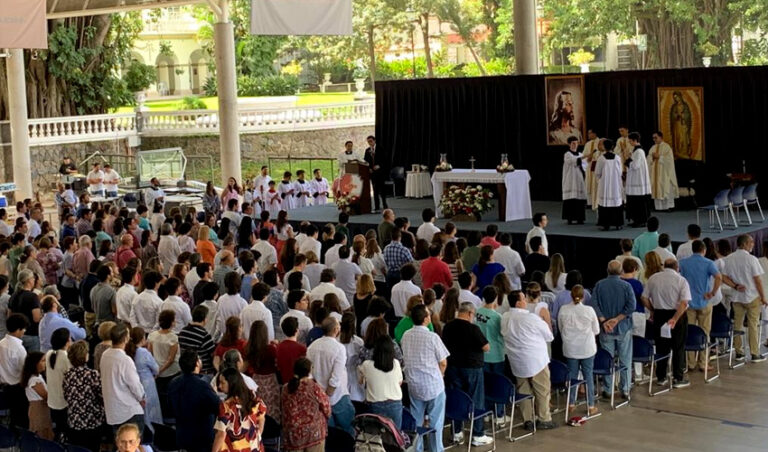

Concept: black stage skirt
[[562, 199, 586, 223], [598, 205, 624, 227], [626, 195, 651, 225]]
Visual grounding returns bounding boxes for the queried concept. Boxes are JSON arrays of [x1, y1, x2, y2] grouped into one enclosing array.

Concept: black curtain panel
[[375, 66, 768, 202]]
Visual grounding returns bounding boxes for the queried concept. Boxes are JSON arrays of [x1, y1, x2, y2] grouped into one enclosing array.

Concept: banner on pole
[[0, 0, 48, 49], [251, 0, 352, 36]]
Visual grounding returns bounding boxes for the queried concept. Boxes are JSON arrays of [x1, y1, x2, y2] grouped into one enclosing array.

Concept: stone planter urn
[[354, 78, 366, 100], [579, 63, 590, 73], [134, 91, 148, 112], [702, 56, 712, 68]]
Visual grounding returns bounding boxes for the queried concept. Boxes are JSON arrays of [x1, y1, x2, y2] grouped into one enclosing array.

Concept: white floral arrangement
[[438, 185, 493, 217], [496, 161, 515, 173], [435, 161, 453, 172]]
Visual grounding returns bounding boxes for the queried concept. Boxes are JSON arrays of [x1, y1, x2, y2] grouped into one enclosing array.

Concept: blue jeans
[[599, 328, 632, 394], [444, 366, 485, 437], [329, 395, 355, 435], [106, 191, 118, 198], [566, 357, 595, 406], [484, 362, 506, 417], [409, 392, 446, 452], [369, 400, 403, 429], [22, 335, 40, 353]]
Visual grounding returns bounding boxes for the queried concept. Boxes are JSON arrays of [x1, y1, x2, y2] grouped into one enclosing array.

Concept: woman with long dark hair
[[214, 317, 246, 370], [45, 328, 71, 440], [442, 241, 465, 285], [125, 326, 163, 431], [281, 358, 331, 451], [359, 336, 403, 428], [471, 245, 505, 294], [237, 217, 256, 254], [23, 351, 54, 440], [357, 317, 403, 367], [213, 368, 268, 452], [243, 321, 281, 421], [274, 210, 294, 256], [221, 177, 242, 209], [278, 238, 298, 276], [204, 181, 222, 218], [339, 312, 365, 403]]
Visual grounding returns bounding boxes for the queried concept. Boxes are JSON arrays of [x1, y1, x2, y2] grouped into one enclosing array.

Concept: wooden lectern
[[345, 161, 372, 215]]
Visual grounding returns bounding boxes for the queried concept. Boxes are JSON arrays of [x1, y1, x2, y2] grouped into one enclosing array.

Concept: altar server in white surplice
[[624, 132, 652, 227], [278, 171, 296, 211], [294, 170, 312, 208], [648, 131, 679, 211], [266, 180, 281, 218], [253, 166, 271, 209], [596, 139, 625, 230], [561, 136, 587, 225], [310, 168, 330, 206], [583, 129, 602, 210]]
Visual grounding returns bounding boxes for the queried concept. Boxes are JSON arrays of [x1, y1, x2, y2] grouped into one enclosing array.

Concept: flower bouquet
[[496, 154, 515, 173], [438, 185, 493, 221], [435, 153, 452, 172], [335, 193, 360, 214]]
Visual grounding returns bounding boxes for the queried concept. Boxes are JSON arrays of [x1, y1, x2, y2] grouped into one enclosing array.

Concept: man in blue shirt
[[168, 350, 220, 452], [591, 260, 636, 399], [679, 240, 721, 372], [38, 296, 85, 353], [632, 216, 660, 259]]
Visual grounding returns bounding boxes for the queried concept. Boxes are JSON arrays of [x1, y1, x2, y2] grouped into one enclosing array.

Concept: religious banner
[[657, 87, 705, 161], [545, 75, 586, 146], [251, 0, 353, 36], [0, 0, 48, 49]]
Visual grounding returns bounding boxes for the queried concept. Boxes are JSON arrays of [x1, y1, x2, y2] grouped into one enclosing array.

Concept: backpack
[[353, 413, 410, 452]]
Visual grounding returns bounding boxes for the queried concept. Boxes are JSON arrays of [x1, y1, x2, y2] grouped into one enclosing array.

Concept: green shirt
[[475, 307, 504, 363], [632, 231, 659, 259], [394, 316, 434, 344], [461, 246, 481, 271], [378, 221, 395, 248]]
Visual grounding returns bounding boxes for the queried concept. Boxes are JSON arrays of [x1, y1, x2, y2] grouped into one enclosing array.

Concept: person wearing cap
[[103, 164, 121, 198]]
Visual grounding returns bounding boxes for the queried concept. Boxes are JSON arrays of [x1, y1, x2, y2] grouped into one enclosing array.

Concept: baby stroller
[[352, 413, 414, 452]]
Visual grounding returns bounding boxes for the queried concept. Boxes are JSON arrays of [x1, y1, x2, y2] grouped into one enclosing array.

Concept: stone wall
[[14, 125, 373, 202]]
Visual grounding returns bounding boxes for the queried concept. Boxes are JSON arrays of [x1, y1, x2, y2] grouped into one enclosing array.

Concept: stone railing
[[1, 100, 376, 146]]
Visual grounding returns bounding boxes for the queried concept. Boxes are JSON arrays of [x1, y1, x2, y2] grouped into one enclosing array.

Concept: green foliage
[[203, 75, 218, 97], [178, 96, 208, 110], [375, 58, 428, 80], [567, 48, 595, 65], [123, 60, 157, 92], [699, 42, 720, 57], [159, 40, 174, 57], [237, 75, 300, 96], [740, 38, 768, 66], [461, 58, 512, 76]]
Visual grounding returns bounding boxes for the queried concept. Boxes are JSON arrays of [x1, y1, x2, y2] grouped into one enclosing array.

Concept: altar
[[431, 169, 532, 222]]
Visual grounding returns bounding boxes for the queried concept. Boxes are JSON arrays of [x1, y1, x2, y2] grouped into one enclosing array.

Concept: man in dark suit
[[364, 135, 388, 211]]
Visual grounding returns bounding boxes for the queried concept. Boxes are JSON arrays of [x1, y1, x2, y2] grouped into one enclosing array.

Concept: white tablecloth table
[[431, 169, 532, 221], [405, 172, 433, 198]]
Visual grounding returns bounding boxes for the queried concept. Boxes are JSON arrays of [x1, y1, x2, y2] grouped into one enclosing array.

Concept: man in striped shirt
[[178, 305, 217, 375]]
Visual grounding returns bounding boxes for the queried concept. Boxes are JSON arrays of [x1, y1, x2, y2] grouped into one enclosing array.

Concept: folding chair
[[685, 324, 720, 382], [548, 360, 586, 422], [729, 309, 749, 368], [729, 185, 752, 225], [482, 372, 534, 442], [743, 183, 765, 222], [444, 388, 495, 452], [18, 430, 38, 452], [151, 423, 180, 452], [632, 336, 672, 396], [709, 312, 743, 369], [696, 189, 736, 232], [326, 427, 355, 452], [592, 348, 628, 410], [402, 408, 434, 451], [0, 424, 16, 450]]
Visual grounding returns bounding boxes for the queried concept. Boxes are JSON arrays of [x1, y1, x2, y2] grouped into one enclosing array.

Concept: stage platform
[[288, 197, 768, 286]]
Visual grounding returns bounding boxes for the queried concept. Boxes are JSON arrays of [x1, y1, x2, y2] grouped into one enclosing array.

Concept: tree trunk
[[367, 25, 377, 91], [421, 13, 435, 78], [467, 44, 487, 75], [637, 12, 695, 69]]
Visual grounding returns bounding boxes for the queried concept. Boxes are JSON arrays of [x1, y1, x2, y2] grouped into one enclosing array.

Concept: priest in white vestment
[[596, 139, 625, 230], [583, 129, 602, 210], [253, 166, 271, 211], [648, 131, 679, 211], [294, 170, 312, 208], [561, 136, 587, 225], [310, 169, 330, 206], [624, 132, 652, 227], [337, 141, 360, 176]]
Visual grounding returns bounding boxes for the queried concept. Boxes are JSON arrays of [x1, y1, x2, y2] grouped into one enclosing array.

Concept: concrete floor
[[471, 359, 768, 452]]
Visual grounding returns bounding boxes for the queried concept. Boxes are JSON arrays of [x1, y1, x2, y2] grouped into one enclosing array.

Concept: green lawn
[[112, 92, 362, 113]]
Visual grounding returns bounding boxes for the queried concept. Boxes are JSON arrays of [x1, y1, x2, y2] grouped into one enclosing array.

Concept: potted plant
[[568, 48, 596, 73], [352, 60, 368, 99], [700, 42, 719, 67], [124, 60, 158, 110]]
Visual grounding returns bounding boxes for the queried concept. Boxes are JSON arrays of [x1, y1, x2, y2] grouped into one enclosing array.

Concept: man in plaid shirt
[[383, 229, 413, 287]]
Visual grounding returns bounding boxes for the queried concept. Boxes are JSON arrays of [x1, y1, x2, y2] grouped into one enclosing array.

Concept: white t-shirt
[[416, 222, 440, 243], [723, 249, 765, 303], [360, 359, 403, 403], [103, 170, 121, 193], [26, 375, 46, 401], [544, 272, 567, 293], [87, 170, 105, 192], [558, 303, 600, 359]]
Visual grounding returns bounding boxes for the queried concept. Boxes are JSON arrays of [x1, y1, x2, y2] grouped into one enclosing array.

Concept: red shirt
[[214, 339, 246, 359], [420, 256, 453, 290], [275, 339, 307, 384], [480, 237, 501, 249]]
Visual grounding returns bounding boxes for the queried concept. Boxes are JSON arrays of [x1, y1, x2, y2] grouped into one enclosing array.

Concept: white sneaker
[[495, 415, 509, 427], [471, 435, 494, 446], [453, 432, 465, 444]]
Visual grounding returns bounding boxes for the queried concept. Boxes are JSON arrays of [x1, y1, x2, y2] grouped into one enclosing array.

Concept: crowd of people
[[0, 186, 765, 452]]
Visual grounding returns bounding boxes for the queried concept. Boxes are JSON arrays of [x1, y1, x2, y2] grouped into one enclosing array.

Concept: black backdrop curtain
[[375, 66, 768, 202]]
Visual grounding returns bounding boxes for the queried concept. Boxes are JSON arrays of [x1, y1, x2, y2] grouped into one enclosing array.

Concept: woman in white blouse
[[557, 285, 600, 416], [358, 335, 403, 429], [544, 253, 567, 293]]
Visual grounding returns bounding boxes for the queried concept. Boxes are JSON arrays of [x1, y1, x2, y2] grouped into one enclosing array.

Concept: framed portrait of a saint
[[545, 75, 586, 146], [657, 87, 705, 161]]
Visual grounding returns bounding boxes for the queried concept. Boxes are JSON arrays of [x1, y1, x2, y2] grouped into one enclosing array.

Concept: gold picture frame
[[657, 86, 705, 161], [545, 75, 586, 146]]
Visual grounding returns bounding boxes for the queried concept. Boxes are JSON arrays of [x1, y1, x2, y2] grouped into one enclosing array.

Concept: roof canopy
[[46, 0, 203, 19]]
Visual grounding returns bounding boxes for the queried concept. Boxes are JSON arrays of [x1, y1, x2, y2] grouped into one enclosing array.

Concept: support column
[[212, 0, 242, 187], [6, 49, 33, 200], [514, 0, 539, 75]]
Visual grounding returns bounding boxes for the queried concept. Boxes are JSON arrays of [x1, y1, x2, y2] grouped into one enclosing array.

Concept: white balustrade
[[9, 100, 375, 146]]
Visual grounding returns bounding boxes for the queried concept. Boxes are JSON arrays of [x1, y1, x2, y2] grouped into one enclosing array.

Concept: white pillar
[[6, 49, 33, 200], [514, 0, 539, 75], [212, 0, 242, 187], [605, 32, 619, 71]]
